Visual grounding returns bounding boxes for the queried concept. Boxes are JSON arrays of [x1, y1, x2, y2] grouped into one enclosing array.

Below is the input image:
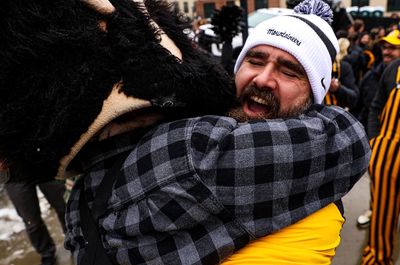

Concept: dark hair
[[353, 19, 365, 32], [348, 32, 359, 43], [336, 29, 348, 39]]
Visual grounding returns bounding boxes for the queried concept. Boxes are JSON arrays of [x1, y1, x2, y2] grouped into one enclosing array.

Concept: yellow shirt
[[222, 203, 344, 265]]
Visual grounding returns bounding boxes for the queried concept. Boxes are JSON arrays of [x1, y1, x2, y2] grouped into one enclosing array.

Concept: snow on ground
[[0, 185, 72, 265], [0, 208, 24, 241], [0, 188, 51, 241]]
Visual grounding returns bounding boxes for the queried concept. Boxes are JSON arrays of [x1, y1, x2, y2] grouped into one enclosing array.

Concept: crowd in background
[[327, 19, 399, 123], [334, 19, 400, 265]]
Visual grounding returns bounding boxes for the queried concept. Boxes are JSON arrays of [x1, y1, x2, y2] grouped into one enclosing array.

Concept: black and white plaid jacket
[[65, 105, 371, 265]]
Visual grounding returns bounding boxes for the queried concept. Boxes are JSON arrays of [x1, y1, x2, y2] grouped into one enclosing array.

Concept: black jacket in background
[[368, 58, 400, 138], [357, 62, 385, 132], [343, 44, 366, 83], [333, 60, 360, 109]]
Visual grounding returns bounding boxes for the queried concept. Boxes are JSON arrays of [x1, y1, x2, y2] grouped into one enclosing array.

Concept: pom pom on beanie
[[294, 0, 333, 25]]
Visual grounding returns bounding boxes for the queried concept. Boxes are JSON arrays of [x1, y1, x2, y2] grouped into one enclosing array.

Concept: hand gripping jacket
[[0, 0, 236, 182]]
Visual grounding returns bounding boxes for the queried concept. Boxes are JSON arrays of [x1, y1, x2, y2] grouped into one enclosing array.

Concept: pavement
[[332, 173, 400, 265]]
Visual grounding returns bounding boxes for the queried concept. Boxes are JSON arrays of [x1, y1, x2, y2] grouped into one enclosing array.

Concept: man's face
[[232, 45, 312, 121], [382, 42, 400, 64]]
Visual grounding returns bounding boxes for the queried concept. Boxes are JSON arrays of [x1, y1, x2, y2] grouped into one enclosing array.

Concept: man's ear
[[82, 0, 115, 14]]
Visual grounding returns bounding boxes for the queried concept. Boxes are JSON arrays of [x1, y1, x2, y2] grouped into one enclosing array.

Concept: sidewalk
[[332, 173, 400, 265]]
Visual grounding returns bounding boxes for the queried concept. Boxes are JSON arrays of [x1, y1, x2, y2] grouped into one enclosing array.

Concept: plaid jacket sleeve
[[189, 104, 371, 237]]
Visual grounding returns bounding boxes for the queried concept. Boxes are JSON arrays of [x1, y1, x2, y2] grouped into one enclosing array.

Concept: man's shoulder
[[307, 104, 351, 119], [340, 60, 352, 69], [146, 106, 360, 145], [136, 116, 240, 155], [381, 58, 400, 91], [168, 115, 237, 126], [151, 115, 238, 136], [155, 106, 355, 132]]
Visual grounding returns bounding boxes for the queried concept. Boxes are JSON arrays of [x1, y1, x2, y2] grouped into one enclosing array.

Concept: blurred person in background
[[370, 26, 387, 65], [324, 37, 359, 111], [359, 32, 377, 75], [357, 29, 400, 134], [361, 56, 400, 265], [0, 161, 66, 265], [343, 32, 367, 85], [347, 18, 365, 36]]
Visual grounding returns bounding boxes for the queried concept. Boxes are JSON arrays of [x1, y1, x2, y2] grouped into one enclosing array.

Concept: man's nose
[[252, 64, 277, 90]]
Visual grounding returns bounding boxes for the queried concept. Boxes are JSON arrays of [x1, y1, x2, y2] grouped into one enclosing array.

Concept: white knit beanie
[[234, 0, 339, 104]]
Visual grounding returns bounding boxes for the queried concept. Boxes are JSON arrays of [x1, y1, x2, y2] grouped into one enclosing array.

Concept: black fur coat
[[0, 0, 236, 181]]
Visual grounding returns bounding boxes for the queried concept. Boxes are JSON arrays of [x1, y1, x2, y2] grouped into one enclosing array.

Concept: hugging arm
[[64, 105, 370, 265], [190, 104, 371, 237]]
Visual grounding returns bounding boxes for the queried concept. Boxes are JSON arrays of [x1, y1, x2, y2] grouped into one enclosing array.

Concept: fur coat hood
[[0, 0, 236, 182]]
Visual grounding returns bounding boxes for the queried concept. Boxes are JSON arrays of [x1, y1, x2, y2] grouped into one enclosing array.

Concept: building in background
[[173, 0, 197, 18], [171, 0, 398, 20], [342, 0, 399, 14], [192, 0, 285, 18]]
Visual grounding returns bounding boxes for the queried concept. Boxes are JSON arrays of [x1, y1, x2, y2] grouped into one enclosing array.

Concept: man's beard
[[227, 85, 313, 122]]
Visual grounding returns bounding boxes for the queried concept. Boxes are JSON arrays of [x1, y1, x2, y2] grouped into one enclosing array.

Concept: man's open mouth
[[239, 86, 280, 119], [248, 95, 271, 111], [243, 95, 273, 118]]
